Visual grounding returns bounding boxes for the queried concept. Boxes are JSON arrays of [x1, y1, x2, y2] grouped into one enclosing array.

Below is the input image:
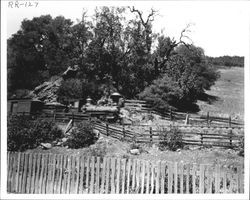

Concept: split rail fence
[[124, 100, 244, 127], [7, 152, 244, 194], [92, 122, 243, 148], [8, 112, 243, 148]]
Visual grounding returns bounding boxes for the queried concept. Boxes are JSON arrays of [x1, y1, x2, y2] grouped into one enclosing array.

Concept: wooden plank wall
[[7, 152, 244, 194]]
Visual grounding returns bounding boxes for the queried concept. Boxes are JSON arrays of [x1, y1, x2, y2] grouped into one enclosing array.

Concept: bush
[[8, 115, 63, 151], [89, 142, 107, 157], [66, 121, 97, 149], [139, 75, 183, 112], [159, 126, 184, 151]]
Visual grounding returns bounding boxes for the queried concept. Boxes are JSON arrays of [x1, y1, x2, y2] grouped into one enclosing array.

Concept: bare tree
[[129, 6, 158, 53], [154, 23, 193, 76]]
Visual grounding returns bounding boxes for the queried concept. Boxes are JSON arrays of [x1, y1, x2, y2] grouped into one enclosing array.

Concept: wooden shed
[[7, 98, 44, 115]]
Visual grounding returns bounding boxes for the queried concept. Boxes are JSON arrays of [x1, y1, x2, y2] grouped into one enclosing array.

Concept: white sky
[[5, 1, 250, 57]]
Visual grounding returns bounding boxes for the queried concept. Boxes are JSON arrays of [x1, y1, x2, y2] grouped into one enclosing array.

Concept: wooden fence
[[92, 122, 243, 148], [8, 112, 243, 148], [135, 128, 243, 148], [8, 112, 90, 124], [124, 100, 244, 127], [7, 152, 244, 194]]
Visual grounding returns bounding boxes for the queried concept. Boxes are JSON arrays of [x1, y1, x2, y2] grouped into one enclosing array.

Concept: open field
[[197, 67, 244, 120]]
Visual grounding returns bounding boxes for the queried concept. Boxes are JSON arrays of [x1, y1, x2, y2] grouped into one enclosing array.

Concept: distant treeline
[[207, 56, 244, 67]]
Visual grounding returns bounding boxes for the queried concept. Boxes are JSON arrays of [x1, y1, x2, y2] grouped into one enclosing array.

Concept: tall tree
[[8, 15, 74, 94]]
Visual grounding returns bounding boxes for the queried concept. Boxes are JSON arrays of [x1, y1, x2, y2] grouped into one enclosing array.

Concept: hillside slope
[[197, 67, 244, 120]]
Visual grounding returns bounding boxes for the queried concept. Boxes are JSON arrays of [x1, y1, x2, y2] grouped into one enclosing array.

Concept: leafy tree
[[7, 7, 221, 113], [57, 78, 83, 103], [8, 15, 75, 95], [139, 45, 220, 111]]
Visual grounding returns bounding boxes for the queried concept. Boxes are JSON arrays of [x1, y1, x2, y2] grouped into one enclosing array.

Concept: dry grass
[[25, 135, 243, 167], [197, 67, 244, 120]]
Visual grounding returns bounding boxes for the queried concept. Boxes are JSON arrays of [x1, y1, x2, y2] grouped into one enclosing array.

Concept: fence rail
[[93, 122, 243, 148], [8, 112, 243, 148], [7, 152, 244, 194], [124, 100, 244, 127]]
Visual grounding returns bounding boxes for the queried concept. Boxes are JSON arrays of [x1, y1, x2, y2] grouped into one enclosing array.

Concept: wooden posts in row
[[105, 123, 127, 140], [7, 152, 244, 194], [184, 111, 232, 127]]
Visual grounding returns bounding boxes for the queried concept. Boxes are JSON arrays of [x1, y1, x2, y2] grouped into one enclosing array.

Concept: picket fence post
[[6, 152, 244, 194]]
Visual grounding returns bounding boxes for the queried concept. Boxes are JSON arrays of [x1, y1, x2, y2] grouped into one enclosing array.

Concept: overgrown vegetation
[[7, 115, 62, 151], [8, 7, 220, 111], [159, 126, 184, 151], [66, 121, 97, 149]]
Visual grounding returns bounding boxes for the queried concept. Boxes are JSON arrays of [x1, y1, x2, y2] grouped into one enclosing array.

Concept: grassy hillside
[[197, 67, 244, 119]]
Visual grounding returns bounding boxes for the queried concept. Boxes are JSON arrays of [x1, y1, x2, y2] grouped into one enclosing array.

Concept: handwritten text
[[8, 1, 39, 8]]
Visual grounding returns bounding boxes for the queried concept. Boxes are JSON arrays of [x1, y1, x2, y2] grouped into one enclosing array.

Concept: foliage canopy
[[8, 7, 222, 111]]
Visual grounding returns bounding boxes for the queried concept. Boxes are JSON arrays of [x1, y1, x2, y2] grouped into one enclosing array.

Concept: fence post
[[53, 111, 56, 122], [185, 113, 189, 125], [229, 129, 233, 148], [106, 123, 109, 136], [200, 133, 203, 145], [150, 127, 153, 143], [123, 124, 125, 140], [170, 108, 173, 121], [72, 112, 74, 126], [206, 112, 210, 126], [229, 115, 231, 127]]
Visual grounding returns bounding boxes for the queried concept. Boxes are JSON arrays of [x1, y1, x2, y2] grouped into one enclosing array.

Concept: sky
[[5, 1, 249, 57]]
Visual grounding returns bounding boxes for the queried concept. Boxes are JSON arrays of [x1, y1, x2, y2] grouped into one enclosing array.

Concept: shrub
[[139, 75, 182, 112], [89, 142, 107, 157], [159, 126, 184, 151], [66, 121, 97, 149], [7, 115, 63, 151]]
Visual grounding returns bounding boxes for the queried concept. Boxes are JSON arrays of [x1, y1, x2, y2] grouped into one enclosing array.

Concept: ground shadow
[[174, 102, 201, 113], [198, 93, 220, 105], [173, 93, 220, 113]]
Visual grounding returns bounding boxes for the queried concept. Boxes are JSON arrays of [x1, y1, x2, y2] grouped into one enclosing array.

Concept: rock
[[189, 146, 201, 151], [130, 149, 140, 155], [52, 140, 58, 145], [176, 149, 181, 152], [29, 76, 63, 103], [56, 142, 63, 146], [62, 137, 68, 143], [41, 143, 52, 149], [93, 129, 100, 137], [152, 144, 159, 150]]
